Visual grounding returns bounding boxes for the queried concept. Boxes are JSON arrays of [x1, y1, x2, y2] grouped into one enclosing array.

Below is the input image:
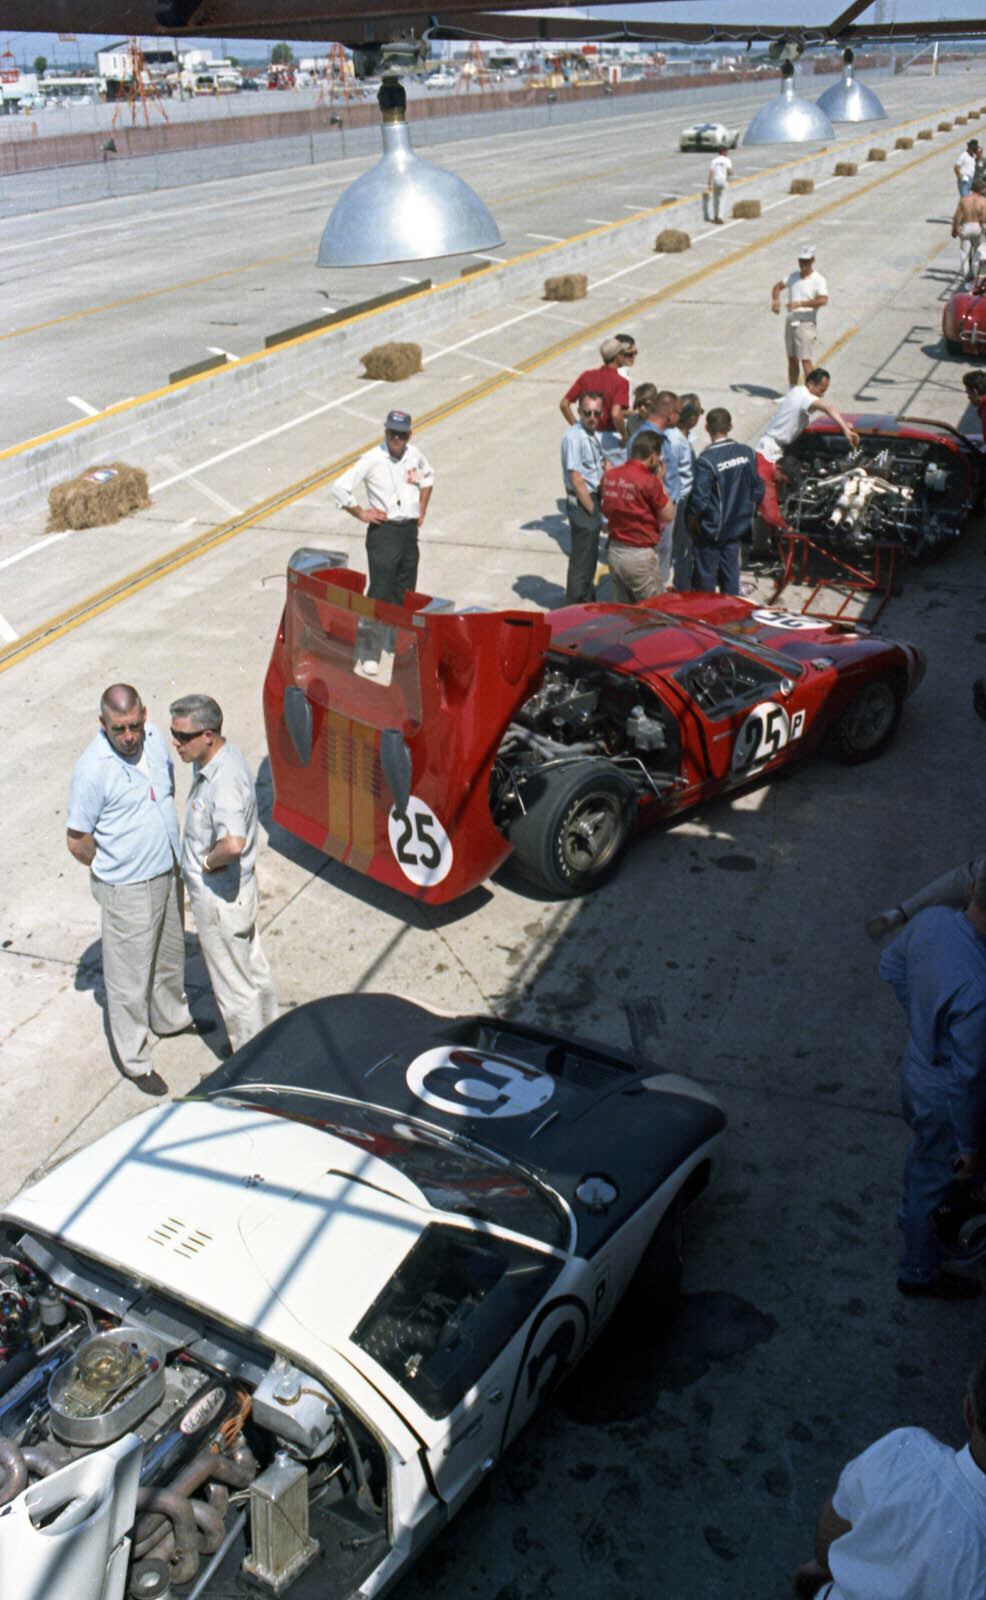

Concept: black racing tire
[[507, 761, 637, 897], [831, 675, 902, 765]]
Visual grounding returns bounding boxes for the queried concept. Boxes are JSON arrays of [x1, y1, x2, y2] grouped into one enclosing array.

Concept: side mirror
[[380, 728, 412, 815]]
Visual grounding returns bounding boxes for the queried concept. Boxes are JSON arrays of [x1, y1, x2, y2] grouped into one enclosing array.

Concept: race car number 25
[[731, 700, 806, 775], [388, 796, 453, 886]]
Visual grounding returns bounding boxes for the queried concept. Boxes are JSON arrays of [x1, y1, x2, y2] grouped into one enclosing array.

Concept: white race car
[[0, 994, 725, 1600], [679, 120, 740, 151]]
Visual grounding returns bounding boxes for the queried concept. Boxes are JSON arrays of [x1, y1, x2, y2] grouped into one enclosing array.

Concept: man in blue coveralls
[[686, 407, 764, 595], [880, 873, 986, 1299]]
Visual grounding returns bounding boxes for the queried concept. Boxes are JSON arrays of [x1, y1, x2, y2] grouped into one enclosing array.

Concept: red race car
[[943, 274, 986, 358], [264, 551, 926, 902]]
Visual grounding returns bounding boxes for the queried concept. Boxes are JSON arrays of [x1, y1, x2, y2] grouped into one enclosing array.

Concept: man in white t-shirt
[[755, 368, 858, 531], [771, 246, 828, 387], [956, 139, 980, 197], [792, 1358, 986, 1599], [707, 146, 732, 223]]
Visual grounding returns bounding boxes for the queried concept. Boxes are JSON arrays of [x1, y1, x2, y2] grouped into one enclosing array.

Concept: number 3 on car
[[388, 796, 453, 886], [731, 701, 807, 775]]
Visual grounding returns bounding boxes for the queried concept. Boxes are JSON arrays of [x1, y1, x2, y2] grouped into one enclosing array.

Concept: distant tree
[[228, 55, 239, 66], [270, 43, 293, 65], [33, 55, 47, 76]]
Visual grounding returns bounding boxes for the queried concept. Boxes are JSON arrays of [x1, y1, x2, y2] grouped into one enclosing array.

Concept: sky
[[6, 0, 986, 68]]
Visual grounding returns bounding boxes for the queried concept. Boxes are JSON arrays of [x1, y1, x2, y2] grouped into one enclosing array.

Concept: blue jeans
[[898, 1051, 958, 1283], [691, 539, 740, 595]]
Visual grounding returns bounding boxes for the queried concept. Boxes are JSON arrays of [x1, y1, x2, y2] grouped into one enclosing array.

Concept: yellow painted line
[[821, 325, 859, 365], [3, 93, 981, 384], [0, 125, 968, 674]]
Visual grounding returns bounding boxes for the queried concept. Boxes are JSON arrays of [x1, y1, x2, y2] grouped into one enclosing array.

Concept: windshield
[[213, 1090, 569, 1250]]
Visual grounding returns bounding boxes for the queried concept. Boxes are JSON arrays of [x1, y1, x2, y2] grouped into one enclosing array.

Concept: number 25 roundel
[[388, 796, 453, 886], [731, 700, 806, 776]]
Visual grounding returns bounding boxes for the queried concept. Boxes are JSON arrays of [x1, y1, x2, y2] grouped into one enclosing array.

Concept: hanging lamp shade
[[317, 79, 503, 267], [816, 50, 887, 122], [744, 62, 835, 145]]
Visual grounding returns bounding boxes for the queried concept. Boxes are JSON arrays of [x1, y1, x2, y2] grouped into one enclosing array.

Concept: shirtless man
[[952, 179, 986, 281]]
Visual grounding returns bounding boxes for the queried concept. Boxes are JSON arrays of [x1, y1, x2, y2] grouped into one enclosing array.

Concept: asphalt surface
[[2, 62, 986, 1600]]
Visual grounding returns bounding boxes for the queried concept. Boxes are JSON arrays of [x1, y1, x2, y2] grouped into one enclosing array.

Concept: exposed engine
[[0, 1236, 387, 1599], [490, 658, 681, 821], [780, 437, 970, 557]]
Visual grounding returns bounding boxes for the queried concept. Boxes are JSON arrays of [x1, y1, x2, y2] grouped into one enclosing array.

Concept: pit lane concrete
[[1, 69, 985, 1600]]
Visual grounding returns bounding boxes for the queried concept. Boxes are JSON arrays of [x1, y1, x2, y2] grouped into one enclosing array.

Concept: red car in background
[[943, 274, 986, 357], [263, 551, 926, 902]]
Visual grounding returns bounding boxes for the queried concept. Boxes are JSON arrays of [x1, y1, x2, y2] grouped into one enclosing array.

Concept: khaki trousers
[[91, 867, 191, 1076], [188, 876, 278, 1053]]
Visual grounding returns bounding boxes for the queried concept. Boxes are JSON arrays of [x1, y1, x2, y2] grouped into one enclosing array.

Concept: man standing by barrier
[[67, 683, 205, 1096], [332, 410, 434, 605], [171, 694, 278, 1056], [707, 145, 732, 223]]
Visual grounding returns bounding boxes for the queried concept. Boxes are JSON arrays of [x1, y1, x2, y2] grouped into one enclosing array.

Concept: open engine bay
[[490, 656, 682, 816], [780, 429, 974, 557], [0, 1230, 389, 1600]]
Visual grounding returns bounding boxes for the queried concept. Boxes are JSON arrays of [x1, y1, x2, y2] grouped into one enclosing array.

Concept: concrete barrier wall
[[2, 96, 979, 513]]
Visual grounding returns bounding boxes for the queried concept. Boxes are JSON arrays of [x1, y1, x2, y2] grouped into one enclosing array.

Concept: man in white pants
[[952, 180, 986, 281], [170, 694, 278, 1054], [771, 246, 828, 388], [707, 146, 732, 223]]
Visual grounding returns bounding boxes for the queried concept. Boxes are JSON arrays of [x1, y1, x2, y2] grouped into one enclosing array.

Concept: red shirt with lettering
[[600, 460, 670, 547]]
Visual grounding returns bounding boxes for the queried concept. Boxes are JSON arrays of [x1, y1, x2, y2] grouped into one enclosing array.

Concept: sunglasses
[[108, 721, 142, 734], [171, 727, 205, 744], [581, 409, 603, 418]]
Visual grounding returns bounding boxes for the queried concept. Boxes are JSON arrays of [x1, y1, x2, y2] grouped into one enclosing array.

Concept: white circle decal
[[750, 607, 822, 632], [388, 796, 453, 886], [406, 1048, 556, 1118]]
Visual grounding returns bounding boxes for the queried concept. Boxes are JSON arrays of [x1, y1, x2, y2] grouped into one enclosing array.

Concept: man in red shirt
[[560, 336, 634, 445], [600, 433, 674, 602]]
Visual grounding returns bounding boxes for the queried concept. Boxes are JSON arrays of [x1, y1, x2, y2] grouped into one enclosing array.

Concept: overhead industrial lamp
[[816, 49, 886, 122], [743, 61, 835, 145], [317, 78, 503, 267]]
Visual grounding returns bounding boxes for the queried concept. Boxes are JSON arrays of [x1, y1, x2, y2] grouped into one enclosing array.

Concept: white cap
[[797, 243, 815, 259]]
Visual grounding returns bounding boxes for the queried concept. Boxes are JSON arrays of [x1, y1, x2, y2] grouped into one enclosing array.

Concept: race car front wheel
[[507, 761, 637, 896], [831, 675, 902, 764]]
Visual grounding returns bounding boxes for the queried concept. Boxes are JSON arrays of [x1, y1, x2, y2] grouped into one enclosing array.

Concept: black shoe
[[126, 1070, 169, 1097], [897, 1273, 982, 1300], [974, 678, 986, 722]]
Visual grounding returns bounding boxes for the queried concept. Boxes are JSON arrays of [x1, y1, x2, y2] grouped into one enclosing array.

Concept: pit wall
[[1, 94, 980, 513]]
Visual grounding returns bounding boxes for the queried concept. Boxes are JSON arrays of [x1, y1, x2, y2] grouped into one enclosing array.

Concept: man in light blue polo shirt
[[561, 391, 607, 601], [67, 682, 207, 1096]]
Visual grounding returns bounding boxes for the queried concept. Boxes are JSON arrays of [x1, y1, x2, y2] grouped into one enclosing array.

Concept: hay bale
[[896, 136, 914, 149], [360, 342, 422, 381], [939, 121, 953, 131], [833, 161, 858, 176], [654, 227, 691, 252], [955, 115, 968, 124], [790, 177, 814, 194], [47, 463, 150, 532], [868, 147, 887, 161], [543, 273, 588, 300], [732, 198, 762, 219], [917, 128, 933, 140]]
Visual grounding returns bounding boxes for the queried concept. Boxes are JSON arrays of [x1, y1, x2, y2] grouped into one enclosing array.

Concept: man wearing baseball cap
[[332, 410, 434, 605], [770, 246, 828, 387]]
